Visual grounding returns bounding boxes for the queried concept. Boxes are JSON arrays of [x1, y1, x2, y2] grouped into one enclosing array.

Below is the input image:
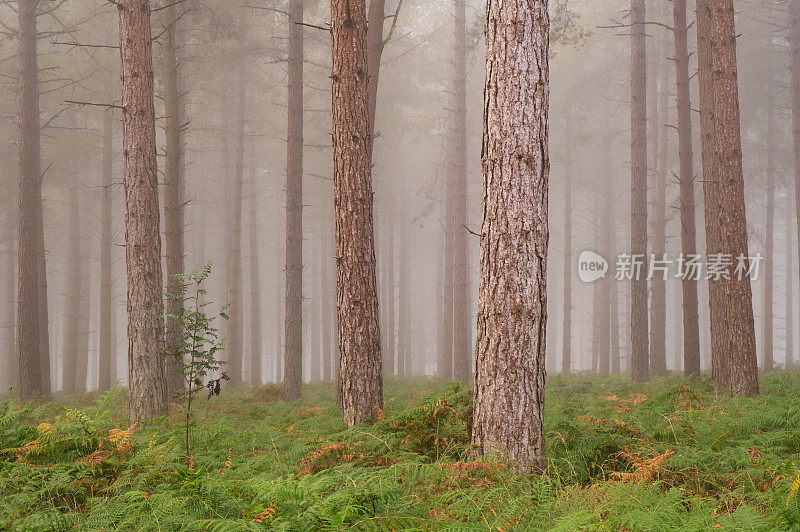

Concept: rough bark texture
[[249, 172, 262, 386], [284, 0, 304, 400], [561, 143, 572, 374], [649, 32, 669, 376], [708, 0, 759, 396], [471, 0, 549, 474], [630, 0, 649, 382], [331, 0, 383, 425], [17, 0, 48, 399], [163, 0, 185, 398], [697, 0, 728, 384], [99, 111, 116, 391], [673, 0, 701, 379], [451, 0, 470, 384], [119, 0, 167, 421]]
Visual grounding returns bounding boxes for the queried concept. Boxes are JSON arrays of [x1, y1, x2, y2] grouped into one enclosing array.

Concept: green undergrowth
[[2, 372, 800, 530]]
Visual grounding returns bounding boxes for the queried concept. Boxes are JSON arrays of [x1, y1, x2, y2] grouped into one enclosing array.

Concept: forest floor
[[1, 372, 800, 531]]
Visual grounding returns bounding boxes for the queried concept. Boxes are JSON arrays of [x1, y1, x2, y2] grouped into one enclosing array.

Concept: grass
[[1, 372, 800, 530]]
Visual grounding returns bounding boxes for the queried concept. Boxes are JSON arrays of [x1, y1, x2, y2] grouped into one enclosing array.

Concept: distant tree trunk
[[630, 0, 649, 383], [309, 236, 321, 382], [275, 261, 283, 383], [763, 45, 776, 373], [789, 0, 800, 365], [562, 142, 573, 374], [649, 32, 670, 376], [77, 232, 91, 392], [440, 160, 455, 378], [472, 0, 549, 474], [249, 173, 262, 386], [4, 212, 17, 390], [284, 0, 304, 400], [397, 217, 408, 376], [119, 0, 167, 420], [321, 214, 333, 381], [707, 0, 758, 396], [697, 0, 728, 384], [787, 200, 795, 367], [382, 197, 396, 376], [99, 111, 116, 391], [163, 0, 185, 398], [61, 183, 82, 393], [673, 0, 701, 379], [599, 157, 614, 375], [226, 42, 246, 386], [17, 0, 48, 399], [610, 191, 621, 374], [451, 0, 470, 384], [331, 0, 382, 425], [591, 208, 601, 374]]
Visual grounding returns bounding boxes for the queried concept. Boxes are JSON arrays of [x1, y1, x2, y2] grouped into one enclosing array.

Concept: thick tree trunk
[[17, 0, 48, 399], [697, 0, 728, 384], [249, 173, 262, 386], [99, 111, 116, 391], [284, 0, 304, 400], [163, 0, 185, 399], [452, 0, 470, 384], [673, 0, 701, 379], [630, 0, 649, 382], [472, 0, 549, 474], [649, 32, 669, 376], [119, 0, 167, 421], [708, 0, 758, 396], [331, 0, 382, 425]]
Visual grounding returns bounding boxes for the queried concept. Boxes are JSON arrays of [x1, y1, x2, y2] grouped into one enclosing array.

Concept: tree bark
[[708, 0, 759, 396], [787, 198, 794, 367], [789, 0, 800, 367], [249, 171, 262, 386], [17, 0, 49, 399], [61, 183, 82, 392], [673, 0, 701, 379], [630, 0, 649, 382], [119, 0, 167, 421], [451, 0, 470, 384], [610, 189, 620, 374], [382, 195, 396, 376], [561, 133, 573, 374], [397, 216, 408, 375], [284, 0, 304, 400], [763, 42, 775, 373], [331, 0, 382, 425], [163, 0, 185, 399], [321, 213, 333, 381], [440, 155, 455, 378], [99, 111, 116, 391], [4, 210, 17, 390], [472, 0, 549, 474]]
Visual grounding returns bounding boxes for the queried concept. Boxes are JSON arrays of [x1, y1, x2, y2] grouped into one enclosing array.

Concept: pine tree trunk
[[610, 192, 621, 374], [321, 214, 333, 381], [697, 0, 728, 384], [472, 0, 549, 474], [249, 173, 263, 386], [789, 0, 800, 366], [649, 32, 670, 376], [452, 0, 470, 384], [61, 183, 82, 392], [787, 199, 795, 367], [331, 0, 382, 425], [4, 211, 17, 390], [284, 0, 304, 400], [764, 44, 776, 373], [673, 0, 701, 379], [99, 111, 116, 391], [562, 135, 572, 374], [163, 0, 185, 399], [119, 0, 167, 421], [77, 233, 91, 392], [630, 0, 649, 382], [708, 0, 758, 396], [397, 217, 408, 376], [599, 157, 613, 375], [440, 160, 455, 379], [17, 0, 48, 399], [275, 261, 283, 383]]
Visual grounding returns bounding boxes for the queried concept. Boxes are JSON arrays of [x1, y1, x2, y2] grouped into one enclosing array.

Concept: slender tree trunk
[[764, 45, 776, 373], [440, 161, 455, 378], [99, 111, 116, 391], [697, 0, 728, 384], [310, 236, 321, 382], [789, 0, 800, 366], [610, 190, 620, 374], [163, 0, 185, 399], [707, 0, 758, 396], [17, 0, 48, 399], [599, 157, 614, 375], [451, 0, 470, 384], [472, 0, 549, 474], [673, 0, 701, 379], [787, 199, 795, 367], [119, 0, 167, 421], [321, 214, 333, 381], [562, 140, 573, 374], [331, 0, 382, 425], [4, 211, 17, 390], [275, 260, 283, 383], [249, 173, 262, 386], [630, 0, 649, 382], [397, 216, 408, 376], [649, 32, 670, 376], [591, 208, 601, 374], [61, 183, 82, 392], [77, 233, 90, 392], [284, 0, 304, 400]]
